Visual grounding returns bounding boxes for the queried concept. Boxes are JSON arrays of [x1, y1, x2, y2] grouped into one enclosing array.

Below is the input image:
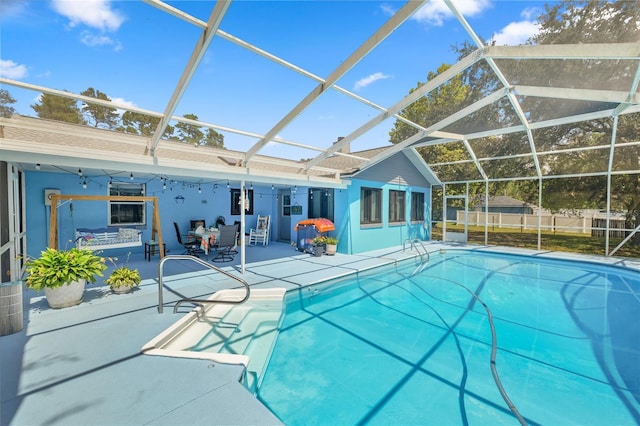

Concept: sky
[[0, 0, 549, 161]]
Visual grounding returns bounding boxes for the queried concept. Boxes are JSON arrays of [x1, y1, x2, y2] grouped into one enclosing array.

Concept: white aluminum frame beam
[[244, 0, 426, 163], [147, 1, 232, 156]]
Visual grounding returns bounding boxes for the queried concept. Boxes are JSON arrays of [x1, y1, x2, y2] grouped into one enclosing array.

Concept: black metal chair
[[173, 222, 201, 256], [212, 224, 237, 262], [215, 215, 226, 228]]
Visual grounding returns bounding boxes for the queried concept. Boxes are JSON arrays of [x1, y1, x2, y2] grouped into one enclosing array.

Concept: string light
[[78, 169, 83, 177], [82, 177, 87, 189], [226, 180, 230, 189], [35, 164, 41, 170], [130, 172, 134, 181], [198, 185, 202, 194]]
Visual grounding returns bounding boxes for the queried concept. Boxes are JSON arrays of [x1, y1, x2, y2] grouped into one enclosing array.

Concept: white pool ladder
[[403, 238, 430, 274]]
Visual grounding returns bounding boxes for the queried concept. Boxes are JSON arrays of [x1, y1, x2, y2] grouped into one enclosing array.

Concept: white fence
[[455, 211, 628, 237]]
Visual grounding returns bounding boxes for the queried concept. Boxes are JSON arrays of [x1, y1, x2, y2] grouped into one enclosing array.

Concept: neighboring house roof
[[473, 195, 531, 208], [0, 115, 439, 188]]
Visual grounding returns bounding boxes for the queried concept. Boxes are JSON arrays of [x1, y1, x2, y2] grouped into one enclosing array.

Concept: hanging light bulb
[[130, 172, 134, 181], [108, 178, 112, 188], [250, 182, 253, 190], [162, 182, 167, 190], [82, 178, 87, 189], [35, 164, 41, 170], [78, 169, 83, 177], [271, 184, 274, 191], [198, 185, 202, 194], [226, 180, 230, 189]]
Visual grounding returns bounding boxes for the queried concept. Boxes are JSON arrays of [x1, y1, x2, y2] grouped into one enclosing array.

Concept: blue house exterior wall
[[24, 168, 431, 258], [24, 171, 277, 259], [335, 178, 431, 255]]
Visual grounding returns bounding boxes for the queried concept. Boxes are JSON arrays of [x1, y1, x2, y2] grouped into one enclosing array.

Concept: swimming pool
[[256, 250, 640, 425]]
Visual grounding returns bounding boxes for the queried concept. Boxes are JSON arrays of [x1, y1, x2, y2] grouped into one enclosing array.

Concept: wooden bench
[[75, 227, 142, 251]]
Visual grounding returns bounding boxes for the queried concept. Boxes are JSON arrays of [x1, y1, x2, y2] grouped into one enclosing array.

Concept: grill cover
[[294, 218, 335, 233]]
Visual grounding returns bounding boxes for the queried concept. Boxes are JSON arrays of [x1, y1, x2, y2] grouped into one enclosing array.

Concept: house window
[[360, 187, 381, 225], [230, 189, 254, 216], [411, 192, 425, 222], [308, 188, 334, 221], [389, 190, 406, 224], [108, 182, 145, 226]]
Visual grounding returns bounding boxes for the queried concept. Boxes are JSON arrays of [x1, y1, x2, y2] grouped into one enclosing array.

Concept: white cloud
[[379, 3, 397, 17], [412, 0, 491, 27], [110, 97, 136, 115], [52, 0, 125, 32], [79, 31, 122, 51], [353, 72, 391, 91], [0, 59, 27, 79], [490, 8, 542, 46], [491, 20, 539, 45]]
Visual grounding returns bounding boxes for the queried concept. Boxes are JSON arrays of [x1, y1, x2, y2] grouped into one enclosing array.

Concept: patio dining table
[[189, 229, 219, 255]]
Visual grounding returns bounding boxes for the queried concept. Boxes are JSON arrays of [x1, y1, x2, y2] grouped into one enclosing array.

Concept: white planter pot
[[111, 284, 134, 294], [44, 279, 85, 309], [325, 244, 337, 255]]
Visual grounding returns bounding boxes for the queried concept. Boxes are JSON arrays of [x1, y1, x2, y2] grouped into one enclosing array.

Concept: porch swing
[[48, 194, 164, 257]]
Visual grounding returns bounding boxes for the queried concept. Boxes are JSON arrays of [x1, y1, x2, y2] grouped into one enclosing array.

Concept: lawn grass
[[432, 225, 640, 259]]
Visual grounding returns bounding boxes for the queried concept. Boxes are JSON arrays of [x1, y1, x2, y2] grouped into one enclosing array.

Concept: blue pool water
[[256, 250, 640, 425]]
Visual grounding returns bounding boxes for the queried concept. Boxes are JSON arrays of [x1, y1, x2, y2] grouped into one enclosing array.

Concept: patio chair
[[249, 215, 270, 246], [173, 222, 201, 257], [215, 215, 226, 228], [212, 224, 237, 262]]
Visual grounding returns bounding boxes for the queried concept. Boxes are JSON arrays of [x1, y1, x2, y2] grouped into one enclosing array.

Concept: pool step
[[190, 301, 284, 392], [141, 288, 287, 390]]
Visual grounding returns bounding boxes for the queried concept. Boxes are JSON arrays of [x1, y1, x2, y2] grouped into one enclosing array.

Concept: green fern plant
[[25, 247, 107, 292], [105, 252, 141, 290], [105, 267, 141, 289]]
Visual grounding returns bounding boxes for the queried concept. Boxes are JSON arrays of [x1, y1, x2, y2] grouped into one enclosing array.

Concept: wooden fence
[[455, 211, 628, 237]]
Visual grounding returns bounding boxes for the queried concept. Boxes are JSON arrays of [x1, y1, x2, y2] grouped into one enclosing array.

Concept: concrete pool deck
[[2, 241, 639, 425]]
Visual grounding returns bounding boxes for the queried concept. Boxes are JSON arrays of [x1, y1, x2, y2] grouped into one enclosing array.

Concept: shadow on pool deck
[[1, 242, 425, 426]]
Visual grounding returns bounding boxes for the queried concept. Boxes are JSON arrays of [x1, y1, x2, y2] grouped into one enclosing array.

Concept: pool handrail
[[403, 238, 430, 273], [156, 254, 251, 314]]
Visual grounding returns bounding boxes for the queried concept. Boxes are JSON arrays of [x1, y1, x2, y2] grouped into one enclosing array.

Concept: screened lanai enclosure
[[1, 0, 639, 257]]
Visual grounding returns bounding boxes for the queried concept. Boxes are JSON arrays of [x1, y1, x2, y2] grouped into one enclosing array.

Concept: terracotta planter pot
[[44, 279, 85, 309]]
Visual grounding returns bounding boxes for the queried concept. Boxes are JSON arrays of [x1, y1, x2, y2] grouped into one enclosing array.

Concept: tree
[[31, 92, 85, 124], [0, 89, 16, 118], [175, 113, 204, 146], [174, 113, 224, 148], [117, 111, 174, 137], [80, 87, 119, 129], [390, 0, 640, 244], [530, 1, 640, 242]]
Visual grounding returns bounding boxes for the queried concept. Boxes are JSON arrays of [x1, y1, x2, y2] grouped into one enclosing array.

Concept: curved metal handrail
[[403, 238, 430, 265], [156, 255, 250, 313]]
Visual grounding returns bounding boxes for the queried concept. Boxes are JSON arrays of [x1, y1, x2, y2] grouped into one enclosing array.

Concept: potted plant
[[311, 236, 326, 257], [105, 266, 141, 294], [25, 247, 107, 308], [324, 236, 339, 255], [105, 252, 141, 294]]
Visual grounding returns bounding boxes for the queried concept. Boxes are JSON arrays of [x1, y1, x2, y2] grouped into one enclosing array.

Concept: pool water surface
[[256, 250, 640, 425]]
